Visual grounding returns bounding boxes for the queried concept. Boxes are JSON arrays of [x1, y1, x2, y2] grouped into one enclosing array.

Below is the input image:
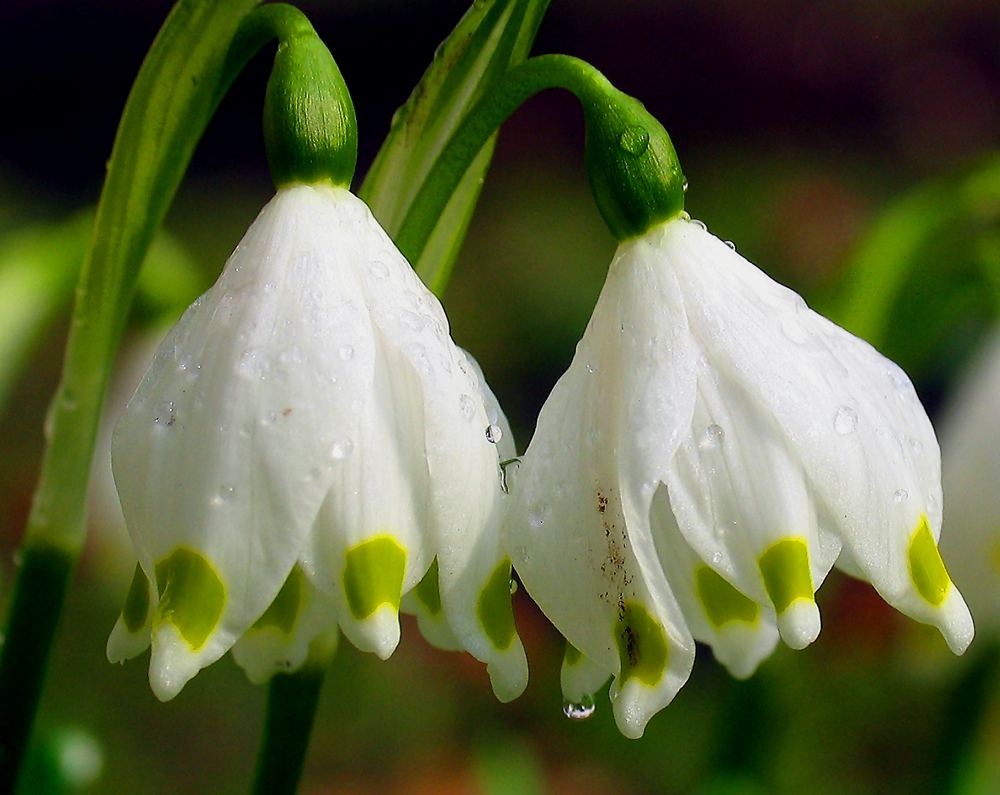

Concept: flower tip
[[610, 680, 654, 740], [148, 625, 201, 702], [938, 591, 975, 655], [106, 617, 150, 665], [486, 645, 529, 703], [775, 599, 821, 650], [712, 622, 781, 680], [345, 605, 401, 661]]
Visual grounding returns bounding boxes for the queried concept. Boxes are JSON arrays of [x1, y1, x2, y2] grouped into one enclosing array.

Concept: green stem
[[251, 642, 333, 795], [0, 0, 270, 787], [396, 53, 685, 288]]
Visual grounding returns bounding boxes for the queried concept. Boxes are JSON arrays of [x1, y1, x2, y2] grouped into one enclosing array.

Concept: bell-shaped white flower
[[107, 184, 526, 702], [940, 329, 1000, 635], [505, 215, 974, 738]]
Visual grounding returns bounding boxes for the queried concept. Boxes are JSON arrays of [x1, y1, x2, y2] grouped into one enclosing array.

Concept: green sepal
[[264, 23, 357, 188], [582, 85, 686, 240]]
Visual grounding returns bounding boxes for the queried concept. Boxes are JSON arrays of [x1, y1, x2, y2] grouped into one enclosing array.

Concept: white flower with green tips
[[505, 215, 974, 738], [107, 184, 526, 702]]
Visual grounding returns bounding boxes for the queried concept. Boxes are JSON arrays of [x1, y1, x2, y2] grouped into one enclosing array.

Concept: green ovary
[[413, 558, 443, 615], [615, 601, 668, 687], [122, 563, 151, 633], [908, 516, 951, 607], [477, 559, 516, 651], [253, 566, 305, 634], [696, 565, 760, 628], [759, 537, 814, 614], [343, 536, 406, 620], [154, 547, 226, 651]]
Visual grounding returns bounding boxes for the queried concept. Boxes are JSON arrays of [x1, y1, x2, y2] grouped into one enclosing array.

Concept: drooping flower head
[[106, 24, 525, 703], [503, 78, 974, 738]]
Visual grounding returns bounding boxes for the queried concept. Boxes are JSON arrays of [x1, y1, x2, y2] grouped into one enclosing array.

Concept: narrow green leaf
[[360, 0, 550, 294]]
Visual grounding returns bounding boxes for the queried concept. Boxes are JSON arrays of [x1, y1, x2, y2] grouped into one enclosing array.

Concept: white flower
[[107, 184, 526, 703], [940, 329, 1000, 635], [505, 215, 974, 738]]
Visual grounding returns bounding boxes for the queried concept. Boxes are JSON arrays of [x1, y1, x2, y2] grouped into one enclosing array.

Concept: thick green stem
[[396, 54, 685, 287], [0, 0, 268, 786], [251, 643, 332, 795]]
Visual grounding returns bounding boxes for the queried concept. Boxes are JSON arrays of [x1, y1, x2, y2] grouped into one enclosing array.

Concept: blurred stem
[[251, 639, 334, 795], [0, 0, 267, 788]]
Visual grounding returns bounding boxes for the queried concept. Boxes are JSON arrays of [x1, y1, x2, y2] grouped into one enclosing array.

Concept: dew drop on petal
[[618, 126, 649, 156], [563, 694, 596, 721], [338, 345, 354, 361], [154, 401, 176, 427], [485, 424, 503, 444], [509, 577, 518, 595], [724, 240, 736, 251], [692, 219, 707, 232], [682, 180, 689, 193], [699, 424, 725, 449], [908, 437, 923, 455], [368, 260, 389, 279], [459, 394, 477, 420], [711, 551, 723, 565], [219, 484, 236, 501], [894, 489, 908, 503], [330, 438, 354, 460], [834, 406, 858, 435]]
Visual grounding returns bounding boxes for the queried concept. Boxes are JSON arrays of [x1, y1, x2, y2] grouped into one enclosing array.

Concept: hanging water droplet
[[508, 577, 518, 595], [893, 489, 908, 504], [485, 424, 503, 444], [618, 126, 650, 156], [699, 424, 725, 449], [459, 394, 477, 420], [368, 260, 389, 279], [154, 401, 176, 427], [834, 406, 858, 435], [724, 240, 736, 251], [338, 345, 354, 361], [330, 438, 354, 460], [562, 694, 596, 721]]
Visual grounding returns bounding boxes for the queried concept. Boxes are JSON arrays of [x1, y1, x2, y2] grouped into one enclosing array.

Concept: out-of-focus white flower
[[940, 329, 1000, 635], [107, 184, 526, 702], [505, 215, 973, 738]]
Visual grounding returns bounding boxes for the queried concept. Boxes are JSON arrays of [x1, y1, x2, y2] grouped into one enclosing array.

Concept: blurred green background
[[1, 1, 999, 793]]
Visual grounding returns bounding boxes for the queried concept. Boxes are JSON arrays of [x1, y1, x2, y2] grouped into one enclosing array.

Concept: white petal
[[112, 185, 381, 697], [506, 249, 697, 737], [231, 567, 339, 684], [649, 486, 779, 677], [106, 563, 153, 664], [658, 218, 971, 652]]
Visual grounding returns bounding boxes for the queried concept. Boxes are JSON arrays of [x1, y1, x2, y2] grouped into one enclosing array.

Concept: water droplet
[[682, 180, 689, 193], [219, 484, 236, 501], [368, 260, 389, 279], [893, 489, 908, 504], [618, 126, 650, 156], [264, 280, 278, 291], [338, 345, 355, 361], [563, 694, 596, 721], [724, 240, 736, 251], [512, 545, 529, 565], [692, 219, 708, 232], [154, 401, 176, 427], [699, 424, 725, 449], [586, 362, 596, 374], [459, 394, 477, 420], [834, 406, 858, 435], [711, 551, 723, 565], [908, 437, 923, 455], [509, 577, 518, 595], [330, 438, 354, 460], [529, 502, 549, 529], [485, 424, 503, 444]]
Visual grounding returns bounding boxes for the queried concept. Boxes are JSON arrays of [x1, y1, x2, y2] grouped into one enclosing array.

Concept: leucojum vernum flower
[[105, 29, 526, 704], [101, 10, 975, 748]]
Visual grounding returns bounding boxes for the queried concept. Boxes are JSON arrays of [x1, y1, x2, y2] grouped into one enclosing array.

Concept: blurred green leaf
[[832, 154, 1000, 380], [474, 737, 546, 795], [360, 0, 549, 294]]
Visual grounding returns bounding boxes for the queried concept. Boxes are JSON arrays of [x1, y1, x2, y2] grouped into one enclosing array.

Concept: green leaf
[[360, 0, 549, 294]]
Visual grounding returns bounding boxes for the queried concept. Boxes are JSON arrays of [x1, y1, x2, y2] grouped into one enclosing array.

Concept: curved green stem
[[396, 54, 685, 289], [0, 1, 275, 787]]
